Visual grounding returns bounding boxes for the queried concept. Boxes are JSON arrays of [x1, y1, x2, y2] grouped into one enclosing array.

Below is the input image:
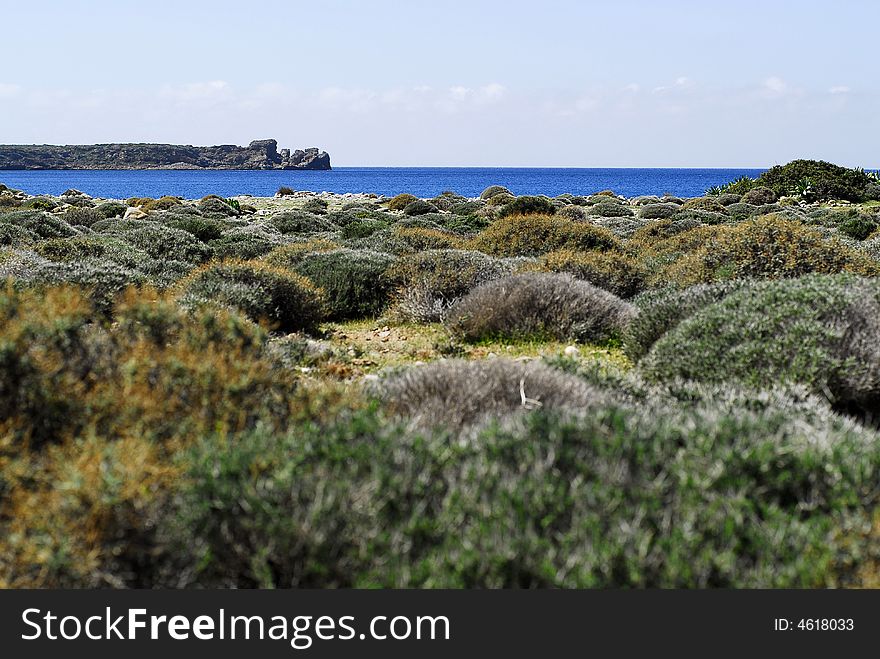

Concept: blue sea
[[0, 167, 766, 200]]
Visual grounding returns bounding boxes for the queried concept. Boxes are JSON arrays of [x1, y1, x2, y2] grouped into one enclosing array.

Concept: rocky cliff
[[0, 139, 331, 170]]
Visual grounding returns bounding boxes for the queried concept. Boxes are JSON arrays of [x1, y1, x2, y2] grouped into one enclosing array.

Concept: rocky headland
[[0, 139, 331, 170]]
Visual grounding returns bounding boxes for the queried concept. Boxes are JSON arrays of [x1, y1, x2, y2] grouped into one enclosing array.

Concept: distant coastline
[[0, 139, 331, 171]]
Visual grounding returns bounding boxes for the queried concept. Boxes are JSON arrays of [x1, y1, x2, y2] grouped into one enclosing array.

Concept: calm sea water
[[0, 167, 766, 199]]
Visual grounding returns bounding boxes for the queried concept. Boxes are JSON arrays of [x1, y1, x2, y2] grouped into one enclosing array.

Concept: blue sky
[[1, 0, 877, 166]]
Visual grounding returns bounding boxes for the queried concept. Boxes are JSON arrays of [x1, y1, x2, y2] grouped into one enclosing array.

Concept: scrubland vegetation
[[4, 161, 880, 588]]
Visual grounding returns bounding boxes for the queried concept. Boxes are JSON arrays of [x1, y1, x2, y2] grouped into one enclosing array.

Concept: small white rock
[[564, 345, 580, 358]]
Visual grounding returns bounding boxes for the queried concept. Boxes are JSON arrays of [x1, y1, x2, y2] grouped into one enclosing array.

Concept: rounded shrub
[[470, 214, 620, 257], [386, 193, 419, 211], [25, 259, 148, 316], [92, 201, 124, 220], [590, 201, 634, 218], [269, 210, 337, 235], [301, 197, 328, 215], [741, 186, 777, 205], [178, 261, 325, 333], [528, 249, 648, 298], [556, 204, 588, 220], [623, 280, 750, 361], [430, 191, 467, 211], [392, 226, 463, 251], [376, 358, 607, 432], [445, 272, 636, 342], [197, 196, 240, 218], [402, 199, 438, 216], [388, 249, 519, 322], [162, 215, 226, 242], [450, 200, 485, 216], [0, 224, 36, 248], [640, 275, 880, 414], [715, 193, 742, 206], [287, 248, 397, 320], [724, 202, 760, 222], [1, 210, 77, 239], [497, 196, 556, 218], [114, 224, 214, 264], [479, 185, 512, 200], [637, 203, 679, 220], [680, 197, 728, 213]]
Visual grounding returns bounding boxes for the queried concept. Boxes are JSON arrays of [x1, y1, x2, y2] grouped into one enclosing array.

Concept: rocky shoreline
[[0, 139, 331, 170]]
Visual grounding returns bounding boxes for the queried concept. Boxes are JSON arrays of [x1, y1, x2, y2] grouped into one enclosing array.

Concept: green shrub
[[724, 202, 760, 221], [63, 207, 102, 228], [637, 203, 679, 219], [340, 218, 388, 240], [486, 192, 515, 207], [207, 234, 281, 260], [445, 272, 636, 342], [838, 214, 878, 241], [95, 201, 127, 219], [590, 201, 634, 217], [163, 215, 226, 242], [0, 224, 36, 248], [403, 199, 438, 216], [680, 197, 727, 213], [269, 210, 337, 234], [756, 160, 877, 202], [287, 248, 397, 320], [388, 249, 519, 322], [301, 197, 328, 214], [527, 249, 648, 298], [0, 210, 77, 239], [25, 260, 148, 316], [450, 200, 484, 216], [34, 235, 131, 263], [392, 226, 463, 251], [430, 191, 467, 211], [740, 186, 777, 205], [715, 193, 742, 206], [640, 275, 880, 415], [154, 391, 880, 587], [276, 186, 295, 197], [22, 197, 59, 211], [470, 214, 620, 257], [386, 193, 419, 211], [479, 185, 512, 200], [623, 280, 750, 361], [663, 215, 880, 286], [556, 204, 588, 220], [497, 196, 556, 218], [178, 261, 325, 333], [197, 196, 240, 218], [114, 224, 214, 263], [706, 175, 755, 197], [0, 285, 102, 448]]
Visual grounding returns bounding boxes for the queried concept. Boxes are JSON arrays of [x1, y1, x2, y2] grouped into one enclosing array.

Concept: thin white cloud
[[829, 85, 850, 94], [0, 83, 21, 98]]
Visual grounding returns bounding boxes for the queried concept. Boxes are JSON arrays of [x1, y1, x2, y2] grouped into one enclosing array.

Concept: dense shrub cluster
[[5, 169, 880, 588], [755, 160, 880, 202], [661, 216, 879, 286]]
